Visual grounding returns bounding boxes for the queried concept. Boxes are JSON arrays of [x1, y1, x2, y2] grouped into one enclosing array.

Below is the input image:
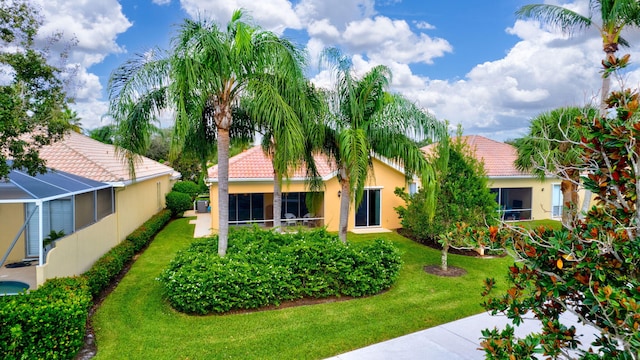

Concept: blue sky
[[32, 0, 640, 141]]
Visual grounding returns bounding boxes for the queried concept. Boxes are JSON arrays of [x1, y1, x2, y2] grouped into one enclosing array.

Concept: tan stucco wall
[[209, 158, 409, 233], [115, 175, 171, 241], [489, 177, 561, 221], [36, 214, 119, 286], [0, 203, 27, 263]]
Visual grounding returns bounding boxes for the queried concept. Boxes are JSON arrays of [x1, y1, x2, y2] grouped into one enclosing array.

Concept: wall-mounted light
[[337, 190, 341, 198]]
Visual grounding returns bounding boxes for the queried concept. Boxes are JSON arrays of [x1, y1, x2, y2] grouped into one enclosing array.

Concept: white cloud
[[414, 21, 435, 30], [179, 0, 301, 34]]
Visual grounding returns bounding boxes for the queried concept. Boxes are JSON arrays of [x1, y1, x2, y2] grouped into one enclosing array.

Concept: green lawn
[[514, 219, 562, 230], [92, 218, 512, 359]]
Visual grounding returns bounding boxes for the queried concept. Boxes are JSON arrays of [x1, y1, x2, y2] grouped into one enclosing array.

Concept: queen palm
[[321, 50, 445, 243], [514, 106, 597, 226], [108, 10, 310, 256], [517, 0, 640, 111]]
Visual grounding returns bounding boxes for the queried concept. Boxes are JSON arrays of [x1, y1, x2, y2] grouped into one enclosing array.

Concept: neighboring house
[[0, 132, 179, 287], [206, 146, 413, 234], [422, 135, 562, 221]]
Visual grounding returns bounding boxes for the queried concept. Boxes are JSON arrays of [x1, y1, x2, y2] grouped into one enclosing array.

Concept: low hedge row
[[0, 209, 172, 359], [0, 277, 91, 360], [159, 227, 402, 314]]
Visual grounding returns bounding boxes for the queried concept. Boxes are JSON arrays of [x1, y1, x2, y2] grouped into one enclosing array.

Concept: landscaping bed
[[159, 227, 402, 314]]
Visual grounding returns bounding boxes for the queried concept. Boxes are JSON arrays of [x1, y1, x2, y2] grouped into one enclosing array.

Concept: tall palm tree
[[516, 1, 640, 111], [514, 106, 597, 226], [108, 10, 310, 256], [253, 80, 325, 229], [321, 50, 446, 243]]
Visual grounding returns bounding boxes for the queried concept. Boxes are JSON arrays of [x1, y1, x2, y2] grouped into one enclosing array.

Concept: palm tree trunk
[[273, 171, 282, 230], [338, 179, 350, 243], [217, 128, 230, 257], [560, 174, 579, 228]]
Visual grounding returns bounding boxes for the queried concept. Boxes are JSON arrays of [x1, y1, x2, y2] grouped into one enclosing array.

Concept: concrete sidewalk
[[327, 311, 598, 359], [184, 210, 213, 238]]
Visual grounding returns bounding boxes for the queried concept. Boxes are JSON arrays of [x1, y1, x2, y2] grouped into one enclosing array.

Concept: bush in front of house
[[158, 227, 402, 314], [0, 277, 91, 360], [126, 209, 172, 251], [165, 191, 193, 216], [83, 240, 136, 297], [172, 180, 201, 200]]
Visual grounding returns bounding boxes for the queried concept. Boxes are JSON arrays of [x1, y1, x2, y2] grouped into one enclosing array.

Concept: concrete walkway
[[327, 311, 598, 359], [184, 210, 213, 238]]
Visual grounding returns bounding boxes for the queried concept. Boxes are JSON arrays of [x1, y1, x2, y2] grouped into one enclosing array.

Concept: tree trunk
[[441, 243, 449, 272], [600, 48, 616, 116], [560, 175, 579, 228], [338, 179, 350, 243], [273, 171, 282, 230], [216, 101, 232, 257]]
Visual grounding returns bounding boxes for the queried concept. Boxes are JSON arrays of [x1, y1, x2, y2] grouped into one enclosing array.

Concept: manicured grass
[[514, 219, 562, 230], [92, 219, 512, 359]]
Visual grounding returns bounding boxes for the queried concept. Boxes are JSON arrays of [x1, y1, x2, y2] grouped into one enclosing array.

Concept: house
[[422, 135, 562, 221], [206, 146, 413, 234], [0, 132, 179, 287]]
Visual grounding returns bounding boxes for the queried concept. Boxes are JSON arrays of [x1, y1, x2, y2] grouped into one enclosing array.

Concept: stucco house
[[206, 146, 414, 234], [423, 135, 563, 221], [0, 132, 179, 288]]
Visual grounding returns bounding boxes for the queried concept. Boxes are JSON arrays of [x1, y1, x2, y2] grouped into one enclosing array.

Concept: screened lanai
[[0, 166, 114, 268]]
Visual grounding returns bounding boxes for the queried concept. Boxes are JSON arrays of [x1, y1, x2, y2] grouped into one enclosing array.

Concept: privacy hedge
[[0, 209, 173, 359], [0, 277, 91, 360], [165, 191, 193, 216], [159, 228, 402, 314]]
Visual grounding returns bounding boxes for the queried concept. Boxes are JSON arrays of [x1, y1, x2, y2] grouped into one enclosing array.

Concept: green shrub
[[83, 240, 135, 297], [127, 209, 171, 251], [0, 277, 91, 360], [159, 228, 402, 314], [166, 191, 193, 216], [172, 180, 201, 200]]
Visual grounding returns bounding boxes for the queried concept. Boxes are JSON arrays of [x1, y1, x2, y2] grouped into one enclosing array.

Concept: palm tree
[[61, 108, 83, 133], [514, 106, 597, 226], [108, 10, 310, 256], [253, 81, 325, 230], [516, 1, 640, 111], [321, 50, 446, 242]]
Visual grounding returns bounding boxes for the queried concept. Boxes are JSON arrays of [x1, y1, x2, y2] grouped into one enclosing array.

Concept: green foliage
[[84, 209, 171, 296], [165, 191, 192, 216], [83, 240, 135, 298], [396, 134, 498, 244], [88, 124, 117, 144], [476, 87, 640, 358], [158, 227, 402, 314], [0, 277, 91, 360], [171, 180, 200, 200], [125, 209, 172, 252], [0, 0, 72, 179]]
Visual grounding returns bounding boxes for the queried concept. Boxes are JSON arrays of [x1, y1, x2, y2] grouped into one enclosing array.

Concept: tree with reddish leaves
[[476, 84, 640, 359]]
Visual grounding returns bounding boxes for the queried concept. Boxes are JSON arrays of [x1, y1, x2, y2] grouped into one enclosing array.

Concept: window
[[355, 188, 381, 227], [229, 193, 265, 223], [156, 181, 162, 210], [409, 182, 417, 195], [552, 184, 562, 218], [491, 187, 532, 221], [281, 192, 309, 218]]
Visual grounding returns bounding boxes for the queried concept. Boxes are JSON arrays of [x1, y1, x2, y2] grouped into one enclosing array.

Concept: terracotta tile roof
[[207, 146, 336, 181], [422, 135, 528, 177], [39, 132, 176, 183]]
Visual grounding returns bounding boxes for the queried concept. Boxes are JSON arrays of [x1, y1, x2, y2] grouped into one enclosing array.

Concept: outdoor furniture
[[284, 213, 297, 226], [302, 213, 314, 227]]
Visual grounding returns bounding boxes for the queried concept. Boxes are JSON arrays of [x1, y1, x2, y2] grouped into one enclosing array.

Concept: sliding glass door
[[355, 189, 381, 227]]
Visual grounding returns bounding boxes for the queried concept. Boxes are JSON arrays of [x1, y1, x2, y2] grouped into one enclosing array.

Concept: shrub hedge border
[[0, 209, 172, 359]]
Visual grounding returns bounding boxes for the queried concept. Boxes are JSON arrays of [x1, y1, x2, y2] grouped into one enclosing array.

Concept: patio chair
[[302, 213, 314, 227], [284, 213, 297, 226]]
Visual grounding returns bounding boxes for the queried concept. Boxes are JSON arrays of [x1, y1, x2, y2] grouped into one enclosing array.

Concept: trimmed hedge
[[159, 227, 402, 314], [165, 191, 193, 216], [0, 209, 173, 359], [0, 277, 91, 360], [171, 181, 201, 200], [85, 209, 172, 296]]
